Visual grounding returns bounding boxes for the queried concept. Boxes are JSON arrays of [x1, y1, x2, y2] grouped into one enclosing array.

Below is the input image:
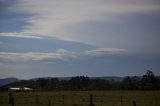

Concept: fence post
[[121, 96, 123, 106], [49, 98, 51, 106], [89, 95, 94, 106], [11, 96, 14, 106], [155, 96, 158, 106], [35, 94, 38, 105], [62, 95, 64, 105], [132, 100, 136, 106], [9, 92, 12, 104]]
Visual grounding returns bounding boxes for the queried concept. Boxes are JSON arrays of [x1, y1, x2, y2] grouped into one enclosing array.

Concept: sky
[[0, 0, 160, 79]]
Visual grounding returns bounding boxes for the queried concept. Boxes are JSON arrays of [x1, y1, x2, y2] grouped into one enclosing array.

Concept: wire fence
[[0, 91, 159, 106]]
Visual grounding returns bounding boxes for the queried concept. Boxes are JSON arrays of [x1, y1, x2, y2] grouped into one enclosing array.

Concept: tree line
[[7, 70, 160, 91]]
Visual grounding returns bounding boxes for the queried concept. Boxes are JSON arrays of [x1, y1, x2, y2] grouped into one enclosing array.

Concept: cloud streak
[[0, 49, 76, 61], [9, 0, 160, 40], [1, 0, 160, 56], [0, 32, 43, 39], [0, 48, 127, 62], [84, 48, 126, 56]]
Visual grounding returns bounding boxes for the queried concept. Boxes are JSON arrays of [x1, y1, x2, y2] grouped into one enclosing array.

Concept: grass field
[[0, 91, 160, 106]]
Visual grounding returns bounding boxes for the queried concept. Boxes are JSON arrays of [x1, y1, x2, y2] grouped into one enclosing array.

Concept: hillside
[[0, 78, 19, 86]]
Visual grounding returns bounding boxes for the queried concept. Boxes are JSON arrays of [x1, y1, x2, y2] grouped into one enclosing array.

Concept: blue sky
[[0, 0, 160, 79]]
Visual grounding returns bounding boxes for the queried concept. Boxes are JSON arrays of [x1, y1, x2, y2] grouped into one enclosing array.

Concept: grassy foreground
[[0, 91, 160, 106]]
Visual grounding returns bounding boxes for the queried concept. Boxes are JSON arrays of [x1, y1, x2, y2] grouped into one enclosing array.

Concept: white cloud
[[0, 48, 127, 62], [0, 32, 43, 39], [83, 48, 127, 56], [8, 0, 160, 42], [2, 0, 159, 56], [0, 49, 76, 61], [1, 0, 159, 56]]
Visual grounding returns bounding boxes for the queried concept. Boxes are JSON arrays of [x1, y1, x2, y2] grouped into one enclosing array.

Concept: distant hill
[[0, 78, 19, 86], [58, 76, 123, 82], [1, 71, 159, 91], [31, 76, 123, 82], [90, 76, 123, 82], [0, 76, 124, 87]]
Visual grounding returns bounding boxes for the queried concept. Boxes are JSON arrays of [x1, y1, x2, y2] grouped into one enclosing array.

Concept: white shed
[[9, 87, 21, 91], [23, 87, 32, 91]]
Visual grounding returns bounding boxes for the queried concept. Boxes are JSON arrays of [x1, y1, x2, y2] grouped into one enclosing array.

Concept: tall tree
[[141, 70, 159, 90]]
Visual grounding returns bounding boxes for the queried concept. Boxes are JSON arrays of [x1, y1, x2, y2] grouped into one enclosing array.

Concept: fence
[[0, 91, 159, 106]]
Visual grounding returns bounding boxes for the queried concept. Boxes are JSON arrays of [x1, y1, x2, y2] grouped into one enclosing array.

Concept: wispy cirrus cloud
[[0, 49, 76, 61], [0, 32, 43, 39], [0, 47, 127, 62], [10, 0, 160, 39], [3, 0, 159, 56], [83, 48, 127, 56]]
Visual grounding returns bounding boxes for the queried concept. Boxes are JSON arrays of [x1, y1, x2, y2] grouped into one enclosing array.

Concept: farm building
[[23, 87, 33, 91], [9, 87, 21, 91], [0, 86, 33, 91], [9, 87, 33, 91]]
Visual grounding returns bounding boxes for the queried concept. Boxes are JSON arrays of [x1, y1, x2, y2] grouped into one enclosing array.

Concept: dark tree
[[141, 70, 159, 90]]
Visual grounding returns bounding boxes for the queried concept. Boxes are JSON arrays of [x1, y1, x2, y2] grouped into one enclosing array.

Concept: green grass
[[0, 91, 160, 106]]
